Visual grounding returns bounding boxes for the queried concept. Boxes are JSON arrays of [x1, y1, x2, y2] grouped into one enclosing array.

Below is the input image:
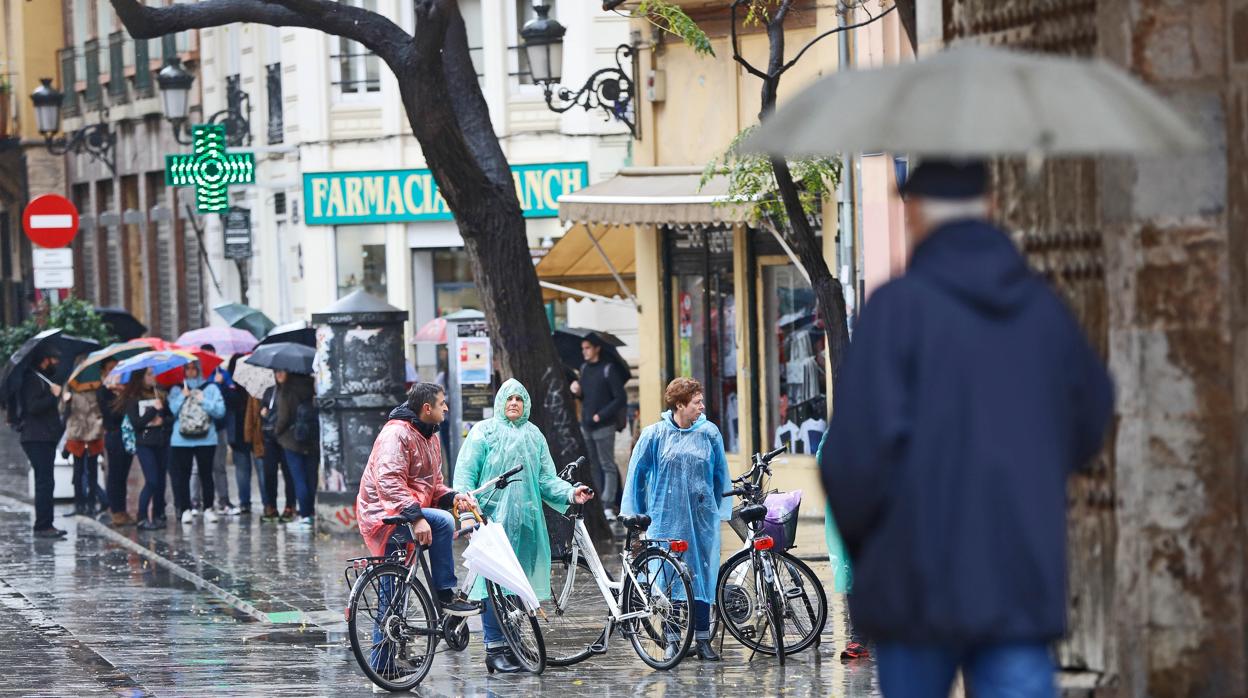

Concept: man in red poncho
[[357, 382, 477, 615]]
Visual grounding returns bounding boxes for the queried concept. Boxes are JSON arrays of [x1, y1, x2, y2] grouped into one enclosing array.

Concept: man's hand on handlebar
[[572, 485, 594, 505], [453, 491, 478, 513]]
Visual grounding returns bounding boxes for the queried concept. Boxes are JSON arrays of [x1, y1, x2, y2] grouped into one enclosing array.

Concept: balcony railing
[[59, 48, 79, 117]]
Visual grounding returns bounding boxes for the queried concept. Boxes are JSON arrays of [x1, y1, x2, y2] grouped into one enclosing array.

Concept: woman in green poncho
[[453, 379, 593, 674]]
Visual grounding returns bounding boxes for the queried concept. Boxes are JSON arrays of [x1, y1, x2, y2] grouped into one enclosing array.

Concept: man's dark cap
[[899, 159, 988, 199]]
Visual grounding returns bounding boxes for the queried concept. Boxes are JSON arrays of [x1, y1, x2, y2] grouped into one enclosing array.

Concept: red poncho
[[356, 418, 452, 556]]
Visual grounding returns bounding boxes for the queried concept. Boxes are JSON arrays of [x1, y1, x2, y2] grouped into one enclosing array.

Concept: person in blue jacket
[[821, 159, 1114, 698], [621, 377, 731, 662], [168, 360, 227, 525]]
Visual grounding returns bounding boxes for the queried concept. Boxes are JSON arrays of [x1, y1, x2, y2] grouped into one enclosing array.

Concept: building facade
[[194, 0, 633, 384]]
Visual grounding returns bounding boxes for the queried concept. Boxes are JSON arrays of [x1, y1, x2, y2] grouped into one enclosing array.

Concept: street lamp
[[522, 1, 637, 137], [157, 57, 252, 147], [29, 78, 116, 175]]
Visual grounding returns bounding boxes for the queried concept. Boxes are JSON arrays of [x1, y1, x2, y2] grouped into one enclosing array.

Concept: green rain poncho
[[452, 379, 575, 601]]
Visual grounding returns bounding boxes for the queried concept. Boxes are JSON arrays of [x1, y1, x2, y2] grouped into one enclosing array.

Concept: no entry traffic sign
[[22, 194, 80, 248]]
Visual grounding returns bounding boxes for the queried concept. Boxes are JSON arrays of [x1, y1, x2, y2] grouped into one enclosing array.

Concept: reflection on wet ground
[[0, 431, 879, 696]]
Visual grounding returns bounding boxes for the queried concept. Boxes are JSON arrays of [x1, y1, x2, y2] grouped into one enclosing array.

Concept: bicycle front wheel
[[716, 548, 827, 656], [347, 563, 437, 692], [621, 548, 695, 670], [485, 580, 547, 674], [545, 552, 612, 666]]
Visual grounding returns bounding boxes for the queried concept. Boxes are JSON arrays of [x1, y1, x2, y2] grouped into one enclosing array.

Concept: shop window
[[336, 226, 387, 298], [665, 226, 738, 453], [761, 263, 827, 456], [433, 249, 481, 315]]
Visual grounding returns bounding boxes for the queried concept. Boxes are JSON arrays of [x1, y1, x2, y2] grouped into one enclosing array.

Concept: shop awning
[[558, 166, 750, 227], [536, 224, 636, 303]]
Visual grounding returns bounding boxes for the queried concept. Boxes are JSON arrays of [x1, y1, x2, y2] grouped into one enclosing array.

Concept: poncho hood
[[494, 378, 532, 425], [661, 410, 708, 432]]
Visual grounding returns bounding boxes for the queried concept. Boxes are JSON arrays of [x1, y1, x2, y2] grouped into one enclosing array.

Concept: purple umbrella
[[176, 326, 259, 356]]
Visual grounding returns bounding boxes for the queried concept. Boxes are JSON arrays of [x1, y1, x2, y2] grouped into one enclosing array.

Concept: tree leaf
[[635, 0, 716, 58]]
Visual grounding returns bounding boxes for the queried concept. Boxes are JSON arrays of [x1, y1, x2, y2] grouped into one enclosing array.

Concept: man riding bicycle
[[356, 382, 478, 616]]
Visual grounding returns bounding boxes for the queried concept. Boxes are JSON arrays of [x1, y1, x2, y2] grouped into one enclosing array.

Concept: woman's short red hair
[[665, 377, 703, 409]]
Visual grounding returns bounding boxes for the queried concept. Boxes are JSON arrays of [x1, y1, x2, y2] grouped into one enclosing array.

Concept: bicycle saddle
[[737, 504, 768, 523], [618, 514, 651, 531]]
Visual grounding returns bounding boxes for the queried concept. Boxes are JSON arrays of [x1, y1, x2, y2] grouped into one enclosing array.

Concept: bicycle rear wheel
[[716, 549, 826, 655], [622, 548, 695, 670], [347, 563, 437, 692], [485, 580, 547, 674], [545, 553, 612, 666]]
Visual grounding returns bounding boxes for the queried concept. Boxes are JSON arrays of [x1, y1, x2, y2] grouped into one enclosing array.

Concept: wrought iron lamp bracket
[[543, 44, 637, 137], [171, 85, 252, 148], [46, 110, 116, 176]]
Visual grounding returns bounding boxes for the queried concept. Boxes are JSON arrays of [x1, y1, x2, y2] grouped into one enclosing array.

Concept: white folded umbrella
[[463, 522, 541, 612]]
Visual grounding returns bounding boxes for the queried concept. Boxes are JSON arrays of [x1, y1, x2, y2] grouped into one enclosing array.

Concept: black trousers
[[261, 437, 297, 510], [170, 445, 216, 515], [21, 441, 56, 530], [104, 431, 132, 514]]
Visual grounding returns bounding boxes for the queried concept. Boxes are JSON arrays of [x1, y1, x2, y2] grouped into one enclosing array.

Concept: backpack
[[293, 401, 319, 444], [121, 415, 137, 454], [177, 390, 212, 438]]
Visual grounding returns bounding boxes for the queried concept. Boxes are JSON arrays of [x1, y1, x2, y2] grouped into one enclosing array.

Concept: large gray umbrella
[[744, 45, 1204, 158]]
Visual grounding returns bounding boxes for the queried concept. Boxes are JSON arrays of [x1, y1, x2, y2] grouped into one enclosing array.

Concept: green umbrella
[[67, 340, 151, 391], [213, 302, 276, 339]]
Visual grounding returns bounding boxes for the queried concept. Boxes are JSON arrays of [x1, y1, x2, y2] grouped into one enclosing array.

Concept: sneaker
[[137, 519, 162, 531], [180, 510, 195, 525], [285, 516, 315, 530], [260, 507, 280, 523], [442, 598, 481, 617], [204, 509, 220, 523], [111, 512, 138, 527], [840, 642, 870, 660], [280, 507, 295, 523], [33, 527, 68, 538], [237, 505, 251, 516]]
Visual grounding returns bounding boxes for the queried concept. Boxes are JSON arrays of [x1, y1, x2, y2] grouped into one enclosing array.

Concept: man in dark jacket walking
[[821, 160, 1114, 698], [570, 337, 627, 518], [19, 350, 67, 537]]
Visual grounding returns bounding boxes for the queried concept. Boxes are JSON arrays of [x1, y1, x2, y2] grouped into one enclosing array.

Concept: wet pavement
[[0, 429, 880, 696]]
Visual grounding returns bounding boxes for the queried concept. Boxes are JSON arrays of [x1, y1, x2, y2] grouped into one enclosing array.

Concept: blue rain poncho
[[452, 379, 575, 601], [621, 411, 732, 604]]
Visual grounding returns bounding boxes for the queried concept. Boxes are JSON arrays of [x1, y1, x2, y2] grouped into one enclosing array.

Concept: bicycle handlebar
[[468, 463, 524, 497], [759, 444, 788, 464]]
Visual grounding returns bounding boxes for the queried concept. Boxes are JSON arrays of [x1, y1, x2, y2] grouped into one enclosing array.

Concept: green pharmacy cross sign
[[165, 124, 255, 213]]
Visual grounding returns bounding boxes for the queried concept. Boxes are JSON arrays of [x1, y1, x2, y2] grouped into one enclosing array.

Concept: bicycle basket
[[762, 490, 803, 550], [728, 504, 752, 543]]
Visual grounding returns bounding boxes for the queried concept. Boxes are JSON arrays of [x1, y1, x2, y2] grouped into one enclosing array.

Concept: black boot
[[688, 639, 720, 662], [485, 647, 524, 674]]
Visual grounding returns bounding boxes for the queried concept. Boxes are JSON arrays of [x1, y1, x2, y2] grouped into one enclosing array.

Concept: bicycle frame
[[563, 516, 654, 628]]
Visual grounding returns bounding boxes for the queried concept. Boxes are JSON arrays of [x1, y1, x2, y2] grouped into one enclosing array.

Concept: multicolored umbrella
[[67, 341, 151, 391], [108, 350, 200, 385], [176, 326, 259, 355], [110, 340, 224, 386], [214, 303, 276, 340]]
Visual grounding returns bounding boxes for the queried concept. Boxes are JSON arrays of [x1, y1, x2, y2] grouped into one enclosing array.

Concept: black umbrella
[[0, 329, 101, 402], [244, 342, 315, 375], [95, 307, 147, 342], [259, 321, 316, 348], [553, 328, 630, 380]]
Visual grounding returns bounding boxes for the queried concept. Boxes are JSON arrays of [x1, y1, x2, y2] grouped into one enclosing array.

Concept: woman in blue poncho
[[453, 379, 593, 674], [621, 377, 731, 662]]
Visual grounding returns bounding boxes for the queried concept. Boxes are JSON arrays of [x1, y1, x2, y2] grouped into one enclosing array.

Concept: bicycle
[[716, 445, 828, 665], [344, 464, 546, 692], [540, 457, 697, 670]]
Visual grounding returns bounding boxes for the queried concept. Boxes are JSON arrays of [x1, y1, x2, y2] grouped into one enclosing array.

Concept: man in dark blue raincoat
[[821, 160, 1114, 698]]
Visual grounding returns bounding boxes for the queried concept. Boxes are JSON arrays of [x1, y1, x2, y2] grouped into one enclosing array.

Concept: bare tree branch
[[778, 3, 897, 76], [109, 0, 411, 63], [729, 0, 771, 81]]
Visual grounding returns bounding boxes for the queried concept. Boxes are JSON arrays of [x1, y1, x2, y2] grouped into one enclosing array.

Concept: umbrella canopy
[[245, 342, 315, 375], [0, 329, 101, 402], [231, 358, 276, 398], [108, 340, 223, 386], [743, 44, 1205, 158], [553, 328, 630, 380], [94, 307, 147, 342], [214, 302, 277, 339], [259, 320, 316, 348], [176, 326, 259, 355], [108, 350, 199, 384], [411, 309, 486, 345], [462, 522, 541, 612], [67, 341, 151, 391]]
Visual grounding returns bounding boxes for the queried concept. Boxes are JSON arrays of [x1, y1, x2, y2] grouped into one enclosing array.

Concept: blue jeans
[[876, 642, 1056, 698], [283, 448, 316, 517], [232, 448, 262, 509], [383, 508, 457, 593], [135, 445, 169, 523], [480, 598, 505, 649]]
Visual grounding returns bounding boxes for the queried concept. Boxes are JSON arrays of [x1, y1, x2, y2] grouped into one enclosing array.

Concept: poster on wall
[[457, 336, 491, 385]]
